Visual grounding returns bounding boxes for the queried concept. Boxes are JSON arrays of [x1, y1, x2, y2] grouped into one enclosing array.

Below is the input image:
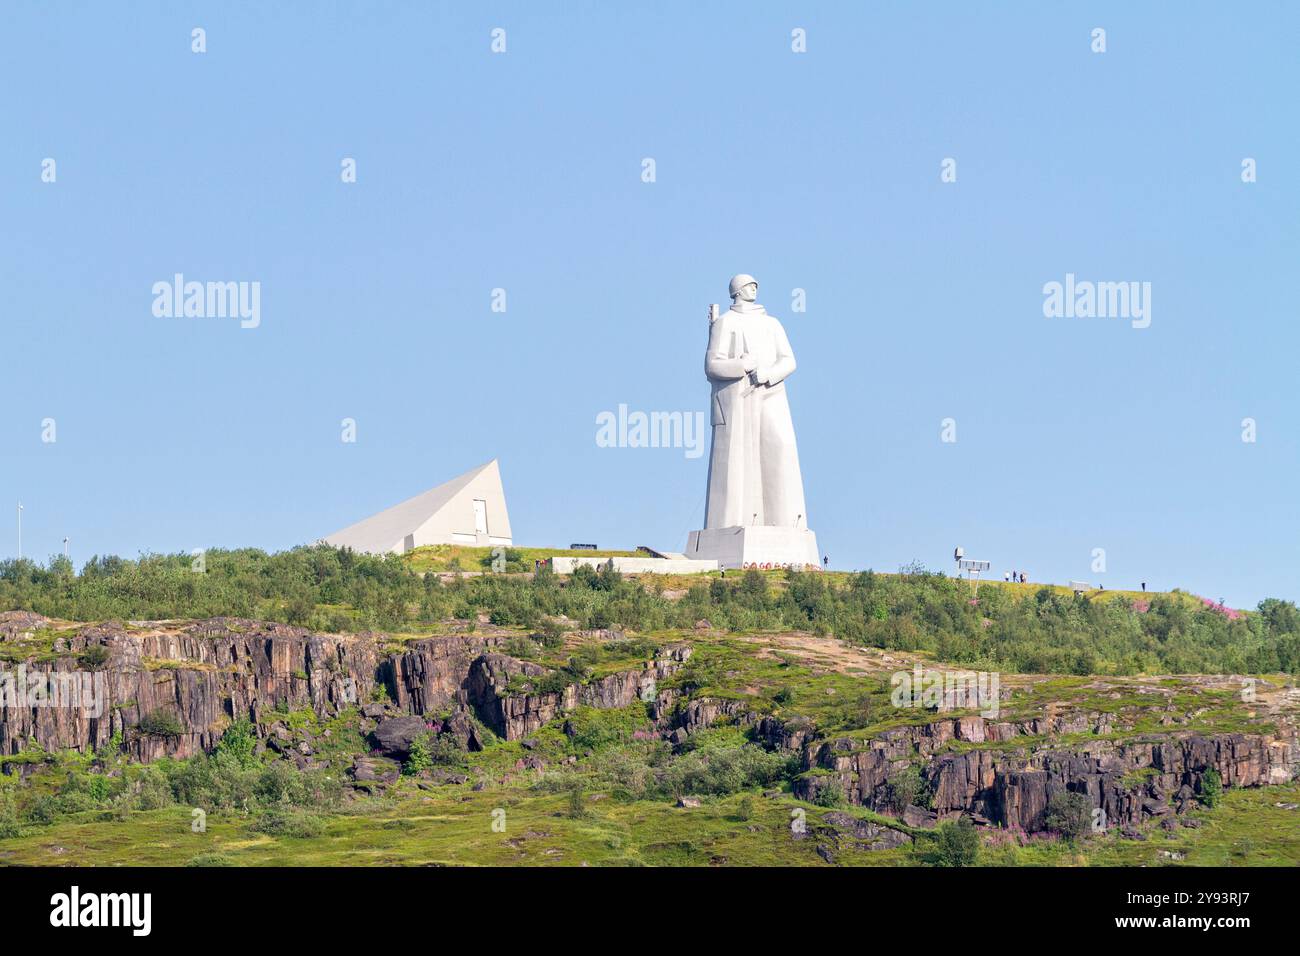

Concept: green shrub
[[735, 794, 755, 821], [928, 816, 980, 866], [1200, 768, 1223, 808], [96, 729, 124, 761], [884, 765, 930, 812], [0, 788, 26, 836], [566, 783, 589, 819], [132, 765, 173, 810], [138, 710, 185, 738], [167, 752, 260, 810], [77, 644, 111, 670], [1044, 790, 1092, 842], [427, 733, 467, 766], [535, 613, 566, 650], [84, 773, 112, 803], [505, 636, 540, 659], [659, 745, 792, 800], [258, 760, 344, 809], [215, 718, 259, 769], [250, 807, 325, 838], [403, 734, 434, 776], [25, 794, 59, 825], [565, 706, 650, 753], [813, 779, 848, 808], [533, 671, 572, 695], [403, 732, 465, 775]]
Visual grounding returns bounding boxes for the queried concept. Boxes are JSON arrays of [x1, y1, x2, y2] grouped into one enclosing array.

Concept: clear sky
[[2, 2, 1297, 608]]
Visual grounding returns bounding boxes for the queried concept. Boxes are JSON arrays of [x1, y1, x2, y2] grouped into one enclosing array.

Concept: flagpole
[[17, 502, 22, 560]]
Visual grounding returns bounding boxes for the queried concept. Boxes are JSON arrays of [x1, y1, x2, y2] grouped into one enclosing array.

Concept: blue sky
[[2, 2, 1297, 608]]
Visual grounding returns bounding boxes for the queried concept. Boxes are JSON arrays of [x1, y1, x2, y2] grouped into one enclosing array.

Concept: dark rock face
[[371, 716, 431, 757], [382, 635, 507, 714], [667, 697, 755, 739], [3, 613, 1297, 836], [0, 616, 692, 756], [463, 653, 557, 740], [463, 648, 690, 740], [351, 756, 399, 785], [820, 811, 913, 851], [788, 711, 1299, 834], [439, 710, 484, 751], [901, 804, 938, 829], [756, 715, 815, 752], [0, 617, 378, 761]]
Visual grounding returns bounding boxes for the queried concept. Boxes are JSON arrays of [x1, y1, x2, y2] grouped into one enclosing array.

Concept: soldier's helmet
[[728, 274, 758, 298]]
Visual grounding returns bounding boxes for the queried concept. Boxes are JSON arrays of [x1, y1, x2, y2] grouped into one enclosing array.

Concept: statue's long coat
[[703, 304, 809, 530]]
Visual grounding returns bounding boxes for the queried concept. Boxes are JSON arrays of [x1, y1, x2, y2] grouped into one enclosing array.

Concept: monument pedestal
[[686, 526, 820, 571]]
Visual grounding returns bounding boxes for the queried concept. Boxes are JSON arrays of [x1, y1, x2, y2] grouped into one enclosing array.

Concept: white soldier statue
[[687, 274, 820, 569]]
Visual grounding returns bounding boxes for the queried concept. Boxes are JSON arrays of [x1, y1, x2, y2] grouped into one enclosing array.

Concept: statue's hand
[[741, 354, 758, 374]]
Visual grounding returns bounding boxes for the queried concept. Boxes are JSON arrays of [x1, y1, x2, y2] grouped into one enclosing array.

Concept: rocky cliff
[[462, 645, 691, 739], [2, 611, 1295, 835], [0, 614, 687, 758], [0, 616, 377, 762], [786, 712, 1298, 832]]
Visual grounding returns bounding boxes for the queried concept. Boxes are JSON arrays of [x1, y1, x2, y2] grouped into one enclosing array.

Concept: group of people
[[1004, 570, 1028, 584]]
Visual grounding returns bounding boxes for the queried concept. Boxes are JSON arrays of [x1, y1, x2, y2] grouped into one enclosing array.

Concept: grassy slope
[[4, 777, 1294, 867]]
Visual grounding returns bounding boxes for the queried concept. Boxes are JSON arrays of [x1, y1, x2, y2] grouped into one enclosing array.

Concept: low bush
[[1044, 790, 1092, 842], [1200, 768, 1223, 808], [138, 710, 185, 738], [250, 807, 326, 838], [657, 744, 792, 800], [927, 816, 980, 866]]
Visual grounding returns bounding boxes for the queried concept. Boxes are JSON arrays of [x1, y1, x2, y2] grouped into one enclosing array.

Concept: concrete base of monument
[[686, 526, 820, 571]]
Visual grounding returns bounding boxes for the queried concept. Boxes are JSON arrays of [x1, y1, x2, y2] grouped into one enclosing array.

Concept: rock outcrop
[[371, 716, 432, 757], [0, 616, 691, 758], [789, 710, 1299, 833], [465, 646, 691, 740], [3, 612, 1296, 836], [0, 617, 376, 761]]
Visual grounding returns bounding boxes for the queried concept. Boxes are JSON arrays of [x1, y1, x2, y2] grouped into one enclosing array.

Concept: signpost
[[954, 548, 990, 592]]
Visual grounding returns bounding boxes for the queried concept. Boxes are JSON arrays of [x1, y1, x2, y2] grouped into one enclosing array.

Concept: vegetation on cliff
[[2, 546, 1297, 676], [0, 546, 1297, 868]]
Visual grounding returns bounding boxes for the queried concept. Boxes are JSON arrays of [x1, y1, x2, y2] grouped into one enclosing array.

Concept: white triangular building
[[322, 459, 513, 554]]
